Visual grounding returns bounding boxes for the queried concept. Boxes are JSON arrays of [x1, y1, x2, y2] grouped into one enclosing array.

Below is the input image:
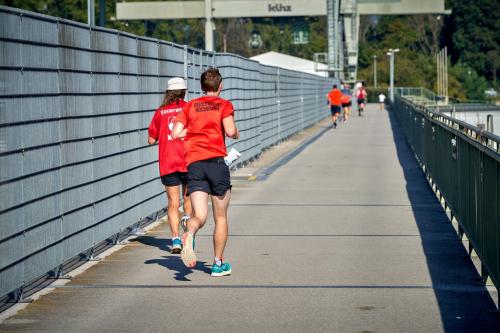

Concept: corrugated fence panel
[[0, 6, 334, 300]]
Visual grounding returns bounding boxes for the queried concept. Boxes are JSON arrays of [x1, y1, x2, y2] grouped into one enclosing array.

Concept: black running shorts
[[330, 105, 341, 115], [187, 157, 231, 196], [357, 98, 365, 105], [161, 172, 188, 187]]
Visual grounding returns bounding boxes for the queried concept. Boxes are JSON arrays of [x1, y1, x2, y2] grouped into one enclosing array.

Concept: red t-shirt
[[175, 95, 234, 166], [328, 89, 342, 106], [148, 100, 187, 176], [357, 88, 367, 99]]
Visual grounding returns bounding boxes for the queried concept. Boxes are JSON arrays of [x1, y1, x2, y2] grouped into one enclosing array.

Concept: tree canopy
[[1, 0, 497, 100]]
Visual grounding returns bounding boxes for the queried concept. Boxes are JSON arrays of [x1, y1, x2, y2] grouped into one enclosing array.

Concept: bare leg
[[181, 191, 208, 267], [211, 190, 231, 259], [186, 191, 209, 234], [166, 186, 181, 237], [182, 184, 192, 217]]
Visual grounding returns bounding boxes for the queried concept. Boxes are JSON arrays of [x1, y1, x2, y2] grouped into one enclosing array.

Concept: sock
[[172, 235, 180, 240], [214, 257, 222, 266]]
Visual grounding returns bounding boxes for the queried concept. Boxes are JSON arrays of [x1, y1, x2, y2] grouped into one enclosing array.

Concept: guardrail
[[392, 94, 500, 296], [0, 6, 335, 309], [395, 87, 498, 111]]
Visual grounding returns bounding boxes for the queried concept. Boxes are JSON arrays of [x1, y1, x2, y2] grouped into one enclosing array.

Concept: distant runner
[[327, 84, 342, 128], [378, 93, 386, 111], [341, 85, 352, 122], [356, 83, 367, 116]]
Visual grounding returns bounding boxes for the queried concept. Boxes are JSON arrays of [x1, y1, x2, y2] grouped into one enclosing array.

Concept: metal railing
[[392, 94, 500, 295], [0, 6, 335, 307], [395, 87, 498, 110]]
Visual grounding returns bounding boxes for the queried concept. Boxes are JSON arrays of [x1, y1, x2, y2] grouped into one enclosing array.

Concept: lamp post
[[88, 0, 95, 25], [387, 48, 399, 102], [373, 55, 377, 88]]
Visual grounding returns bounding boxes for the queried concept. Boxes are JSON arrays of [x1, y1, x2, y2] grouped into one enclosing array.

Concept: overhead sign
[[117, 1, 327, 20], [116, 0, 449, 20]]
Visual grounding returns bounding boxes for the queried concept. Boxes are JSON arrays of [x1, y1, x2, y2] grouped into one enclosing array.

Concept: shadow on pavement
[[134, 235, 212, 281], [387, 109, 500, 332]]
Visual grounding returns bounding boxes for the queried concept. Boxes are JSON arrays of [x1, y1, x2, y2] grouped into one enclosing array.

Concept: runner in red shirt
[[172, 68, 239, 277], [356, 83, 367, 117], [327, 84, 342, 128], [148, 77, 192, 254]]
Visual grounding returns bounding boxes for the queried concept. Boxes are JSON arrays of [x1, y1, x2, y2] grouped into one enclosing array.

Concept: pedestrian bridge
[[1, 6, 499, 332]]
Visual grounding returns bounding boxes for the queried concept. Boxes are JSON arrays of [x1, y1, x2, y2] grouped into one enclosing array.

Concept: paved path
[[1, 105, 498, 332]]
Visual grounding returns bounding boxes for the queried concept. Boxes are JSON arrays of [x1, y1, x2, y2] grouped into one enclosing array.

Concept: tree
[[443, 0, 500, 82]]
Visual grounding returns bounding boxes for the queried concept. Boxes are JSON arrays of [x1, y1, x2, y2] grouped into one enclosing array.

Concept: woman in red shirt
[[148, 77, 192, 254]]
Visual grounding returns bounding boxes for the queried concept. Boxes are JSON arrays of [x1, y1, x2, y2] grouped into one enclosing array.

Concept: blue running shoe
[[171, 238, 182, 254], [211, 262, 232, 277]]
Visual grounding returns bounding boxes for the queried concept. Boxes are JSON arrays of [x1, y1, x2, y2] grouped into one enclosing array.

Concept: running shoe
[[171, 238, 182, 254], [211, 262, 232, 277], [180, 215, 190, 232], [181, 232, 196, 268]]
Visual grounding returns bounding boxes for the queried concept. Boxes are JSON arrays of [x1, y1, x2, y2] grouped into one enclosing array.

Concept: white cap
[[167, 77, 187, 90]]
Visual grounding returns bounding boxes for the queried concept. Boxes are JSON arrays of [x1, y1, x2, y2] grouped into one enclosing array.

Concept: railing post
[[300, 73, 304, 131], [277, 68, 281, 141], [486, 114, 494, 133], [183, 45, 188, 99]]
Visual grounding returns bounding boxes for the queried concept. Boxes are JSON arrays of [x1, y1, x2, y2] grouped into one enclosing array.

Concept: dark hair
[[201, 68, 222, 92], [333, 84, 337, 89], [161, 89, 186, 107]]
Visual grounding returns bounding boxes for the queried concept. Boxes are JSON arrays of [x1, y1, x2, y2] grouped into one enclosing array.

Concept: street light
[[387, 48, 399, 102], [373, 55, 377, 88]]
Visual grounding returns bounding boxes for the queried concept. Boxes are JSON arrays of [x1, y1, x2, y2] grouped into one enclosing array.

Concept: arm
[[148, 113, 159, 144], [222, 115, 239, 139], [172, 122, 186, 139]]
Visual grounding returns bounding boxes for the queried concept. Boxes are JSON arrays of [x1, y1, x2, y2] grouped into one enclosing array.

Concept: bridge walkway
[[0, 105, 498, 332]]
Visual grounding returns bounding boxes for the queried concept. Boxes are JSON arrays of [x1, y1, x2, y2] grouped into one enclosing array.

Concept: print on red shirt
[[148, 100, 187, 176], [175, 95, 234, 166]]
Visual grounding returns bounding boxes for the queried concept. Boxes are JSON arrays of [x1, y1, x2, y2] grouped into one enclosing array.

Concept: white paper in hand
[[224, 148, 241, 166]]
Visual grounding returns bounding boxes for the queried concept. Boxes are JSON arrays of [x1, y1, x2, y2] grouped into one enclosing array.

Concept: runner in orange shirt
[[327, 84, 342, 128]]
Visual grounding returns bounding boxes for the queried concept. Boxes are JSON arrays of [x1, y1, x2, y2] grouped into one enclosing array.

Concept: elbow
[[225, 129, 237, 138], [226, 128, 239, 139]]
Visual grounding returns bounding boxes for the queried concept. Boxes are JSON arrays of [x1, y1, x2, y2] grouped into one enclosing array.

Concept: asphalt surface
[[1, 105, 498, 332]]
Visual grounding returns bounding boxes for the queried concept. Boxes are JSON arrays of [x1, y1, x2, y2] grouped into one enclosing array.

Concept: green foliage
[[358, 8, 496, 102], [449, 64, 489, 102], [444, 0, 499, 82], [2, 0, 497, 99]]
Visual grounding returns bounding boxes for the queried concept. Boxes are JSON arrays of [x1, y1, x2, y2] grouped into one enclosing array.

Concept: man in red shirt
[[327, 84, 342, 128], [172, 68, 239, 277], [148, 77, 192, 254]]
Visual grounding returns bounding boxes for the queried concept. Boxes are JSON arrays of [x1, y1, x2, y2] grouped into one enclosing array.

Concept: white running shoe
[[181, 232, 196, 268]]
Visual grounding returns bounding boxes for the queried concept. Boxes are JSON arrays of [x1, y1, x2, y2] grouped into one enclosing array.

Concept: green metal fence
[[393, 94, 500, 293]]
